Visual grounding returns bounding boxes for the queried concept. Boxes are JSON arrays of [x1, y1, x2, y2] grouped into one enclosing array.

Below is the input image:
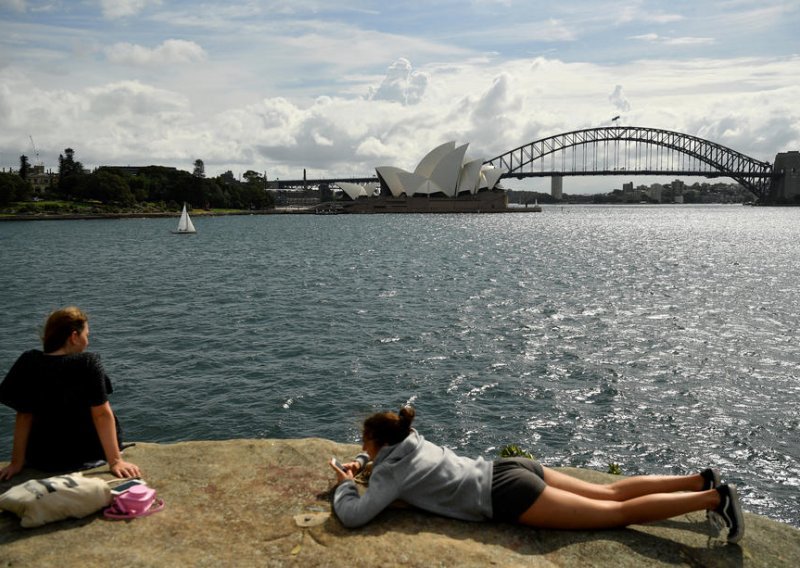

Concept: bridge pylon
[[768, 151, 800, 203]]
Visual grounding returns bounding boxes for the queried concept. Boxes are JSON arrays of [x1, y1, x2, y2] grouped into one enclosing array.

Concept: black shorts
[[490, 457, 547, 522]]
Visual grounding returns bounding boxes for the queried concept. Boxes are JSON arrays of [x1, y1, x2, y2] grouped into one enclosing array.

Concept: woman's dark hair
[[363, 406, 416, 447], [42, 306, 88, 353]]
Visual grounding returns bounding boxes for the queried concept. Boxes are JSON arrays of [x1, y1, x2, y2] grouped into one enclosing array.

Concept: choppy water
[[1, 205, 798, 526]]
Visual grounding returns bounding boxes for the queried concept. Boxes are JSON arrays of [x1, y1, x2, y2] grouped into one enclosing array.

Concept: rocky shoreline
[[1, 438, 798, 567]]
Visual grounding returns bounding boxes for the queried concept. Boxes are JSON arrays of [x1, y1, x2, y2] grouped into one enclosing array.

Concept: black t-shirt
[[0, 350, 123, 471]]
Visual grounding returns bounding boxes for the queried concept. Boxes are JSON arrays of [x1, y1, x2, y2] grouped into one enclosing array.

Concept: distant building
[[373, 141, 505, 198], [646, 186, 662, 202], [337, 141, 508, 213], [28, 164, 55, 194]]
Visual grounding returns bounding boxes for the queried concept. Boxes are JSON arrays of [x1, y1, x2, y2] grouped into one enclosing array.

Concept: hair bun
[[399, 405, 416, 425]]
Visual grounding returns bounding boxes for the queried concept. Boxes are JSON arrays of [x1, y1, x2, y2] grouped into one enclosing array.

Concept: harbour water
[[1, 205, 798, 527]]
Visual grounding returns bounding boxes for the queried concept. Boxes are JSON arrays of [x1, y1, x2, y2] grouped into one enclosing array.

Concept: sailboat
[[173, 203, 197, 234]]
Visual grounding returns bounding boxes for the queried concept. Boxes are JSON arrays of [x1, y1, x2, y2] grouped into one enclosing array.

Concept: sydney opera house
[[335, 141, 508, 213]]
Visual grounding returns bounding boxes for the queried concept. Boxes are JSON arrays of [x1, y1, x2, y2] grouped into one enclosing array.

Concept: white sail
[[175, 204, 197, 234]]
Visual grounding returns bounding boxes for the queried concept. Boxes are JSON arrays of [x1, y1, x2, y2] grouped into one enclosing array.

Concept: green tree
[[87, 168, 135, 205], [0, 172, 30, 205], [240, 170, 273, 209], [19, 155, 30, 180], [193, 159, 205, 178], [242, 170, 264, 186], [57, 148, 86, 198], [218, 171, 237, 186], [128, 175, 150, 202]]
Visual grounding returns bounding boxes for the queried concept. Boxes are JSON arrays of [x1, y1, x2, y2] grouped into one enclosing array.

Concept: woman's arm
[[90, 402, 141, 478], [0, 412, 33, 481], [332, 468, 400, 528]]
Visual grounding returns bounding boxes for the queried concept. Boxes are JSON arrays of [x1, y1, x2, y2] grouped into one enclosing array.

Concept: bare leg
[[542, 467, 706, 501], [517, 485, 720, 530]]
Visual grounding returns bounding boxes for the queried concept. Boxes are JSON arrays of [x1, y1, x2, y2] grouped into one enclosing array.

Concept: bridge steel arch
[[484, 126, 775, 200]]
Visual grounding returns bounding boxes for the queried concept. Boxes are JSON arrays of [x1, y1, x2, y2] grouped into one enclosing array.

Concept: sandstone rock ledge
[[1, 439, 798, 567]]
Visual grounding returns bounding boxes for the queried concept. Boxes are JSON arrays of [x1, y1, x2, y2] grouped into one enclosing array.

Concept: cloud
[[1, 1, 798, 196], [99, 0, 161, 19], [630, 34, 714, 46], [0, 83, 11, 121], [624, 7, 683, 24], [1, 50, 798, 193], [630, 33, 659, 42], [0, 0, 26, 13], [105, 39, 207, 66], [368, 58, 429, 105], [609, 85, 631, 112], [663, 36, 715, 46], [86, 80, 188, 117]]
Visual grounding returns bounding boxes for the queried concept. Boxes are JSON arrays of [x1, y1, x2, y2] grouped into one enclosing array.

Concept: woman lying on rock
[[330, 406, 744, 543], [0, 306, 140, 481]]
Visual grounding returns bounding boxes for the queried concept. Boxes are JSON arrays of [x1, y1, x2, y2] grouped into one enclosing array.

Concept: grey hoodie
[[332, 430, 493, 528]]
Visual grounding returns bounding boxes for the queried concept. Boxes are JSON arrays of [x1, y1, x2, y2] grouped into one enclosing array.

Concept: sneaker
[[713, 484, 745, 543], [701, 468, 721, 521], [700, 467, 721, 490]]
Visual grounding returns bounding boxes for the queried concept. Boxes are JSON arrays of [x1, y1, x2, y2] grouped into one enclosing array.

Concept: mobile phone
[[110, 478, 146, 495], [331, 457, 346, 472]]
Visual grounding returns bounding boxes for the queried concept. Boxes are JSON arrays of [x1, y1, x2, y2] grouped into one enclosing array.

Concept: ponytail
[[398, 405, 415, 428]]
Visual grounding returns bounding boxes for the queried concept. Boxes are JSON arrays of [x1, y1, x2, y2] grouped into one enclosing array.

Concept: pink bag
[[103, 484, 164, 520]]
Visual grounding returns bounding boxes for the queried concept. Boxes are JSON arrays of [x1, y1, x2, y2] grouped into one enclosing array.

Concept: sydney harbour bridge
[[277, 126, 798, 203]]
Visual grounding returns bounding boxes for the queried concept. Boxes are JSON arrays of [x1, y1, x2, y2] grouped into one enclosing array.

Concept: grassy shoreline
[[0, 201, 309, 221]]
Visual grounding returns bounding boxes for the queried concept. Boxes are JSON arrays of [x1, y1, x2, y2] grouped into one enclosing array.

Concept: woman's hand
[[0, 461, 24, 481], [342, 461, 362, 474], [110, 458, 141, 478], [329, 458, 355, 483]]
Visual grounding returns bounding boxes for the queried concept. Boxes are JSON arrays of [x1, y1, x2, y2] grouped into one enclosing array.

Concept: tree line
[[0, 149, 274, 210]]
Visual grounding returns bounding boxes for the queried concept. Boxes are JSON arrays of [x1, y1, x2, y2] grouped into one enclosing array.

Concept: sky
[[1, 0, 799, 193]]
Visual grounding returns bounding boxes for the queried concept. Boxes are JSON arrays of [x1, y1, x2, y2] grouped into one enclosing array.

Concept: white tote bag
[[0, 472, 111, 528]]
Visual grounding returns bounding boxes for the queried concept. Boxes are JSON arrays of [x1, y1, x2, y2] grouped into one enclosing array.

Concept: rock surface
[[1, 439, 799, 567]]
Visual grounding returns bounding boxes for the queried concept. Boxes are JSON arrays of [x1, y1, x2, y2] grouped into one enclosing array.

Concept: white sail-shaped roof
[[375, 166, 407, 197], [338, 182, 368, 200], [373, 141, 506, 199], [429, 143, 469, 197], [414, 141, 456, 178], [397, 170, 444, 196], [479, 166, 505, 190], [458, 159, 483, 195]]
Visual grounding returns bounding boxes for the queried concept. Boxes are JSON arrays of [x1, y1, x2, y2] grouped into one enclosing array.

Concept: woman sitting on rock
[[330, 406, 744, 543], [0, 306, 140, 481]]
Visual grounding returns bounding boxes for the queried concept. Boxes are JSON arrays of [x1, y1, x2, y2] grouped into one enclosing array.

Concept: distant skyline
[[1, 1, 798, 193]]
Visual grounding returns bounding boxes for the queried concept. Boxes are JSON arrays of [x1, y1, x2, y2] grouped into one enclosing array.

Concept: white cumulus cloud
[[369, 58, 429, 105]]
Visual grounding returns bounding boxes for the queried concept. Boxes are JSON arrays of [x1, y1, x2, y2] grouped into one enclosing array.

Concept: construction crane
[[29, 135, 43, 166]]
